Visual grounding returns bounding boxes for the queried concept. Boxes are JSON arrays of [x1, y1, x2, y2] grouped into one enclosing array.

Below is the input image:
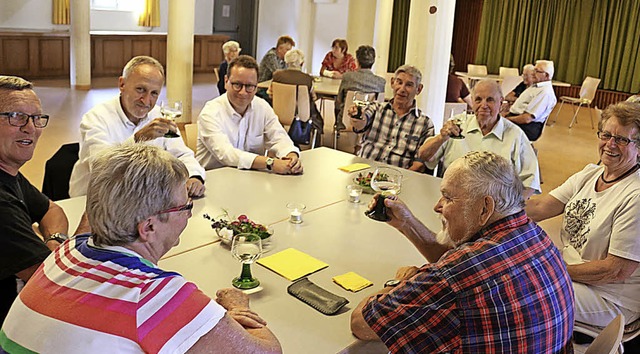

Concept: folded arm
[[567, 254, 639, 285]]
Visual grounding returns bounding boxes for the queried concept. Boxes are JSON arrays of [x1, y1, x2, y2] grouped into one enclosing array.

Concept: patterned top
[[0, 234, 225, 353], [357, 101, 434, 169], [363, 211, 575, 353], [258, 47, 286, 82], [321, 52, 357, 74]]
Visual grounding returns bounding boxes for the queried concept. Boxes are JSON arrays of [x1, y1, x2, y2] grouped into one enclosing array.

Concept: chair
[[575, 315, 640, 353], [467, 64, 488, 77], [42, 142, 79, 201], [574, 314, 624, 354], [499, 67, 519, 78], [333, 90, 384, 152], [271, 82, 317, 148], [501, 75, 523, 95], [184, 123, 198, 152], [550, 76, 601, 128]]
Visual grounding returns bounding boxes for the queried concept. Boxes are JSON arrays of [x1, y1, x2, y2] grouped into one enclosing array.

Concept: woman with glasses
[[526, 101, 640, 332]]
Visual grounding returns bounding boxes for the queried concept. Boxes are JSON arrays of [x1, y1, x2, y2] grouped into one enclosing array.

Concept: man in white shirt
[[196, 55, 302, 174], [503, 60, 557, 141], [69, 56, 205, 198]]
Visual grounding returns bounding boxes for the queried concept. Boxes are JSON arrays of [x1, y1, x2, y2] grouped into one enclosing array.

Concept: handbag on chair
[[288, 87, 312, 145]]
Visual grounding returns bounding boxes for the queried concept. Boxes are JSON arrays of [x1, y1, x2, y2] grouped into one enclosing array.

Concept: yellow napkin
[[332, 272, 373, 292], [338, 163, 370, 173], [257, 248, 329, 281]]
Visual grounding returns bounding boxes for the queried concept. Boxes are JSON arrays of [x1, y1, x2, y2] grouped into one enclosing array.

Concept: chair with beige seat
[[467, 64, 488, 76], [183, 123, 198, 152], [271, 82, 316, 148], [499, 67, 519, 78], [574, 314, 640, 354], [550, 76, 601, 128]]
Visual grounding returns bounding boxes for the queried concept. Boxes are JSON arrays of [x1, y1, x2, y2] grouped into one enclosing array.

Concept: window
[[91, 0, 141, 12]]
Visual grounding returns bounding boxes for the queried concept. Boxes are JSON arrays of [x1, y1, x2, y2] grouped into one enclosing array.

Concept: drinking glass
[[449, 109, 465, 139], [365, 167, 403, 222], [231, 233, 262, 289], [351, 91, 375, 119], [160, 100, 182, 138]]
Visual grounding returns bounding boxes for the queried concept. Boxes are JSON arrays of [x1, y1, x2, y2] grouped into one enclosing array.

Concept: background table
[[455, 71, 571, 87]]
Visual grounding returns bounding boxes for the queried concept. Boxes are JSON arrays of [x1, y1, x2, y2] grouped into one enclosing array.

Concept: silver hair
[[535, 60, 554, 80], [472, 79, 503, 98], [0, 76, 33, 90], [449, 151, 524, 215], [86, 144, 188, 246], [222, 40, 241, 54], [122, 56, 165, 79], [522, 64, 535, 74], [395, 65, 422, 86], [284, 49, 304, 68]]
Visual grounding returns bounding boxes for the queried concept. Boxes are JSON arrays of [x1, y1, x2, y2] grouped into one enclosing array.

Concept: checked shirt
[[363, 211, 575, 353]]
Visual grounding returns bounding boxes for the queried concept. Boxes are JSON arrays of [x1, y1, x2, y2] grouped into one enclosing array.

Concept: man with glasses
[[69, 56, 205, 198], [197, 55, 302, 174], [1, 144, 282, 353], [0, 76, 69, 324]]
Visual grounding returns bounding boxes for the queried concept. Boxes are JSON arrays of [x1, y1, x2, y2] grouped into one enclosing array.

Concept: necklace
[[600, 164, 640, 184]]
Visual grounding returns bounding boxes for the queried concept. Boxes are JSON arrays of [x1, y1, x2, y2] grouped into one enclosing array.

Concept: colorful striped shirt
[[363, 211, 575, 353], [0, 234, 224, 354]]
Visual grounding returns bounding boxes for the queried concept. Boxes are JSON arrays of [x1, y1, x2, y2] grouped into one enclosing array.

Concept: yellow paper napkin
[[332, 272, 373, 292], [257, 248, 329, 281], [338, 163, 370, 173]]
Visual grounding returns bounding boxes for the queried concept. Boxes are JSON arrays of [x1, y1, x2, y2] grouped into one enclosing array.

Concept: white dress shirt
[[69, 96, 205, 197], [426, 113, 541, 194], [509, 80, 557, 123], [196, 94, 299, 170]]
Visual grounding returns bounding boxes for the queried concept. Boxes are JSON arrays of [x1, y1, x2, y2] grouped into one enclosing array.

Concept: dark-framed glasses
[[0, 112, 49, 128], [156, 198, 193, 215], [597, 131, 637, 146], [229, 82, 257, 93]]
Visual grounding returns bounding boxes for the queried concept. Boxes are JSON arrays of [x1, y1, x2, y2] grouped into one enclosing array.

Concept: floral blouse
[[321, 52, 357, 74]]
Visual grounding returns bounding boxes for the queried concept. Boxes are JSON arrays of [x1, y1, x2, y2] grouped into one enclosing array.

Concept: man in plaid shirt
[[350, 65, 434, 171], [351, 151, 574, 353]]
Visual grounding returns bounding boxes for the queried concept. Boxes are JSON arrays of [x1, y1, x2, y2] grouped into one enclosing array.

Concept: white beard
[[436, 229, 456, 248]]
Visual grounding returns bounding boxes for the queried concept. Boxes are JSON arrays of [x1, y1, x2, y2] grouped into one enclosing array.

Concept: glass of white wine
[[449, 109, 465, 139], [352, 91, 375, 119], [365, 167, 403, 222], [160, 100, 182, 138], [231, 233, 262, 289]]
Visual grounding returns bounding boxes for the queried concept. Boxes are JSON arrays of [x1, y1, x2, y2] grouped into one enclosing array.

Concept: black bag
[[287, 86, 312, 145]]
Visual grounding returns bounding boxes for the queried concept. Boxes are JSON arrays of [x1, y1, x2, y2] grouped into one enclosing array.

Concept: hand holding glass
[[160, 100, 182, 138], [351, 91, 375, 119], [231, 234, 262, 289], [448, 109, 464, 139], [365, 167, 403, 222]]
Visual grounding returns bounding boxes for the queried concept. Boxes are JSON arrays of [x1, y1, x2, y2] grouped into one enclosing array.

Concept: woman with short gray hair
[[217, 40, 241, 95]]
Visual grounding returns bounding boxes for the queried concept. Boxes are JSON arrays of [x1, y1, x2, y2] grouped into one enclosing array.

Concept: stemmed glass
[[365, 167, 403, 222], [449, 108, 465, 139], [352, 91, 375, 119], [231, 233, 262, 289], [160, 100, 182, 138]]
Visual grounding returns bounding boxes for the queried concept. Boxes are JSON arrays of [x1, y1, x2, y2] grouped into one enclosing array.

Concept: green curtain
[[388, 0, 411, 73], [476, 0, 640, 93]]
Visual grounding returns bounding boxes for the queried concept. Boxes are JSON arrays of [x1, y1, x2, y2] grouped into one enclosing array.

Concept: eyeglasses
[[0, 112, 49, 128], [229, 82, 257, 93], [597, 131, 637, 146], [156, 198, 193, 215]]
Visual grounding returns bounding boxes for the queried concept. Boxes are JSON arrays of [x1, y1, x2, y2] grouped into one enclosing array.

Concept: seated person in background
[[0, 75, 69, 324], [271, 49, 323, 147], [504, 63, 535, 105], [334, 45, 386, 131], [445, 54, 472, 108], [197, 55, 302, 174], [257, 35, 295, 103], [69, 55, 205, 198], [526, 101, 640, 329], [502, 60, 557, 141], [351, 151, 574, 353], [419, 79, 541, 199], [320, 38, 357, 79], [350, 65, 434, 171], [217, 40, 241, 95], [0, 144, 282, 353]]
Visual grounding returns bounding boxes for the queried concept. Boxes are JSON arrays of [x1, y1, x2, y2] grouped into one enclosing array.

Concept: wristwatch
[[45, 232, 68, 244], [384, 279, 401, 288], [265, 157, 274, 171]]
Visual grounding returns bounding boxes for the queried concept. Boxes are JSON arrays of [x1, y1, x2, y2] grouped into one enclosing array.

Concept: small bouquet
[[203, 211, 272, 243]]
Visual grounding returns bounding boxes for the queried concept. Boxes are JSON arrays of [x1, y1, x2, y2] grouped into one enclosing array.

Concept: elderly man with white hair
[[503, 60, 558, 141], [217, 40, 241, 95], [504, 63, 536, 105], [350, 151, 574, 353]]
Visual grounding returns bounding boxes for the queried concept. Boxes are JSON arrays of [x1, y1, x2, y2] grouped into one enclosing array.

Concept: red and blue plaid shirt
[[363, 211, 574, 353]]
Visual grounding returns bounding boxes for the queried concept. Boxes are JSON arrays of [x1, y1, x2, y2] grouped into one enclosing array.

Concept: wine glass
[[231, 233, 262, 289], [449, 109, 465, 139], [351, 91, 375, 119], [160, 100, 182, 138], [365, 167, 403, 222]]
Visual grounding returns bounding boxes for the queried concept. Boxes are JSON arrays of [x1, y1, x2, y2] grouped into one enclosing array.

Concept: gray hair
[[600, 101, 640, 143], [122, 56, 165, 79], [222, 40, 241, 54], [356, 46, 376, 69], [284, 49, 304, 68], [472, 79, 503, 99], [394, 65, 422, 86], [535, 60, 554, 80], [86, 144, 189, 246], [522, 64, 535, 74], [0, 76, 33, 90], [449, 151, 524, 215]]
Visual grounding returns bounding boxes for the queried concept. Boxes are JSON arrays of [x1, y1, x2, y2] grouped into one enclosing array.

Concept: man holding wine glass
[[69, 56, 206, 198]]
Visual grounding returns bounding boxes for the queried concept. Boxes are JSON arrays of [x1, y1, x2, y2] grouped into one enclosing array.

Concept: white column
[[405, 0, 456, 131], [372, 0, 394, 77], [294, 1, 315, 74], [70, 0, 91, 90], [346, 0, 377, 49], [167, 0, 195, 123]]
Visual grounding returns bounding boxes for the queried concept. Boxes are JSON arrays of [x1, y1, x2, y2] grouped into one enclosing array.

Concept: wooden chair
[[271, 82, 316, 148], [183, 123, 198, 153], [499, 66, 519, 78], [333, 90, 384, 152], [550, 76, 601, 128]]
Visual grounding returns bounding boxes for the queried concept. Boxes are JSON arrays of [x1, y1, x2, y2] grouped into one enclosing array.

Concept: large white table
[[58, 147, 444, 353]]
